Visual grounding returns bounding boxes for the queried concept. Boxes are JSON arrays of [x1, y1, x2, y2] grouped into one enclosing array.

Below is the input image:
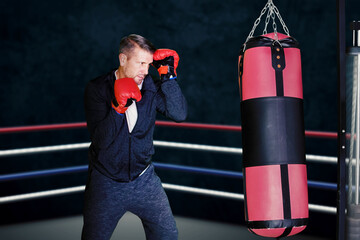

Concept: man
[[82, 34, 187, 240]]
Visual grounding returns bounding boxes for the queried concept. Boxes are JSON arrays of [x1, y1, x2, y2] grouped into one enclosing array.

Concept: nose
[[141, 64, 149, 75]]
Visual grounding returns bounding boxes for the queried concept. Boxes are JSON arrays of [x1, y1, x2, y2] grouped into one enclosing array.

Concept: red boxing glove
[[112, 78, 142, 114], [153, 49, 179, 81]]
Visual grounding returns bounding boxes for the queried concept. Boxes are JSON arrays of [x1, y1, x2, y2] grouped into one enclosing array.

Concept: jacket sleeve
[[84, 81, 126, 149], [156, 80, 187, 122]]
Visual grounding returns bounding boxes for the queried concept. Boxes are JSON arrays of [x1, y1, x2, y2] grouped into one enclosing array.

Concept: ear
[[119, 53, 127, 66]]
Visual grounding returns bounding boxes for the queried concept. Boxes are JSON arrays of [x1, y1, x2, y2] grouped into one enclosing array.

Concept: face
[[118, 46, 153, 85]]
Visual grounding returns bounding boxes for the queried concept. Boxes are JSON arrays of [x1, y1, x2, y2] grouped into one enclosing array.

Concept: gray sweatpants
[[81, 164, 178, 240]]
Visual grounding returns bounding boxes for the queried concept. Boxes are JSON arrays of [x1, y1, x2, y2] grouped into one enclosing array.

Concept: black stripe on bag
[[244, 35, 300, 50], [271, 43, 285, 96], [279, 227, 293, 238], [247, 218, 308, 229], [275, 71, 284, 96], [281, 164, 291, 219], [279, 164, 292, 238], [241, 97, 306, 167]]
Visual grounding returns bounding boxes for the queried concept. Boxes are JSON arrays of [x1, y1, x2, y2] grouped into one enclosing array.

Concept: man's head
[[118, 34, 156, 85]]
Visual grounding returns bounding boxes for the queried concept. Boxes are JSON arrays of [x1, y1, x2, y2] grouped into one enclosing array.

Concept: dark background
[[0, 0, 359, 239]]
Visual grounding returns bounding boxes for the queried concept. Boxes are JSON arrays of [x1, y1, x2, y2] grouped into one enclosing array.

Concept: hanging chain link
[[244, 0, 290, 47], [263, 5, 272, 35], [272, 3, 290, 36], [244, 1, 272, 44]]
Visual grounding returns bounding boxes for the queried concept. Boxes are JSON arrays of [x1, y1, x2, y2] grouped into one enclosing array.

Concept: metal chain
[[272, 3, 290, 36], [270, 5, 278, 40], [244, 0, 272, 44], [263, 6, 272, 35], [244, 0, 290, 46]]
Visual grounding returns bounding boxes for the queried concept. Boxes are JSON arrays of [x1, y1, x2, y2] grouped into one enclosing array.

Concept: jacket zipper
[[128, 134, 132, 181]]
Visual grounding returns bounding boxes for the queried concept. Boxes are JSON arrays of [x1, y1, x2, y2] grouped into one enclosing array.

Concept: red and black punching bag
[[238, 32, 308, 238]]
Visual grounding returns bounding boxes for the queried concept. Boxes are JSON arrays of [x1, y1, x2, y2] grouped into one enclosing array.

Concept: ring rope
[[0, 183, 336, 214], [0, 165, 87, 182], [0, 121, 338, 139], [153, 140, 243, 154], [0, 163, 338, 191], [0, 141, 337, 164], [0, 122, 340, 216], [0, 186, 85, 204], [0, 143, 90, 157], [0, 122, 86, 134]]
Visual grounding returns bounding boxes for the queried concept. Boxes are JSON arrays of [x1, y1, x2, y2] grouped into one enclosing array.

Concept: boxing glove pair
[[112, 49, 179, 114]]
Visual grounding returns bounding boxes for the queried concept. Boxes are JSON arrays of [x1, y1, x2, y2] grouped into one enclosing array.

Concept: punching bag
[[238, 31, 308, 237]]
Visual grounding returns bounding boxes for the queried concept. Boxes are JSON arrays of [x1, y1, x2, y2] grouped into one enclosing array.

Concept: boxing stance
[[82, 34, 187, 240]]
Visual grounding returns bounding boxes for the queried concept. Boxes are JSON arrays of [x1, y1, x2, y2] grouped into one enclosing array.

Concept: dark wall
[[1, 0, 359, 238], [2, 0, 355, 129]]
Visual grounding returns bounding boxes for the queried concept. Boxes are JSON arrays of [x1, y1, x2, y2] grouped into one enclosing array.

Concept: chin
[[134, 78, 144, 85]]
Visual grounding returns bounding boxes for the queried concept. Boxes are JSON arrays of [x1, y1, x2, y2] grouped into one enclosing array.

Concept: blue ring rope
[[154, 162, 243, 179], [0, 166, 87, 182], [0, 163, 336, 191]]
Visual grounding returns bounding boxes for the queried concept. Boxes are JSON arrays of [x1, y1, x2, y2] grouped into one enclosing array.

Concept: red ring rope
[[0, 122, 87, 134], [0, 121, 337, 139]]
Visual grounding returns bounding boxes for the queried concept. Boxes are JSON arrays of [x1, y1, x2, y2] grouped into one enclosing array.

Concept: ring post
[[346, 20, 360, 240]]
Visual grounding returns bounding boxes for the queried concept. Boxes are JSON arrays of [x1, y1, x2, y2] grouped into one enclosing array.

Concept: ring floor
[[0, 212, 330, 240]]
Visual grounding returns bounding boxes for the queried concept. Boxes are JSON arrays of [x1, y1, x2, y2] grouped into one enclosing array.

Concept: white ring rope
[[153, 141, 243, 154], [308, 203, 337, 215], [0, 183, 336, 214], [0, 141, 337, 164], [0, 186, 85, 204], [0, 143, 91, 157], [162, 183, 244, 200]]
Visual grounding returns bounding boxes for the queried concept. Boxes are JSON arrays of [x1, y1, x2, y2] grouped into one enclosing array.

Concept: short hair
[[118, 34, 156, 57]]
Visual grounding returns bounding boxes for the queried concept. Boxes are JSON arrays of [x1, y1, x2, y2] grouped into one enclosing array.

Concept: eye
[[140, 62, 151, 68]]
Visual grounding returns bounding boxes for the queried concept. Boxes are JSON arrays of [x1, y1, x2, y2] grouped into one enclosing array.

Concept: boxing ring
[[0, 120, 337, 217]]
